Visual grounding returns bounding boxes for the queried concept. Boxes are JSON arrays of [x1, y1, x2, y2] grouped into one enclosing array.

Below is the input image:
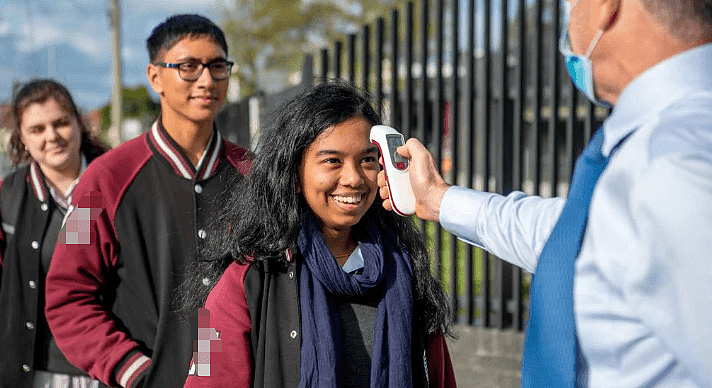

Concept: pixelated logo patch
[[188, 308, 224, 377], [58, 191, 104, 245]]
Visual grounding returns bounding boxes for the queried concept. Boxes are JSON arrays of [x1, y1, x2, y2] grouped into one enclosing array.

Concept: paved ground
[[445, 325, 524, 388]]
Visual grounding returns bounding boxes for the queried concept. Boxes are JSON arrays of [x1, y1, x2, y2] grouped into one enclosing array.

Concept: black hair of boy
[[146, 14, 228, 62]]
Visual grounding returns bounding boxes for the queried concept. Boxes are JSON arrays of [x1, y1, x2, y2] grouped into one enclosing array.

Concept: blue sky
[[1, 0, 548, 113], [1, 0, 226, 111]]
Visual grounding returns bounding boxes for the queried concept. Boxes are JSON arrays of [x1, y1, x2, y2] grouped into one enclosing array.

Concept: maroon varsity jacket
[[45, 120, 251, 388]]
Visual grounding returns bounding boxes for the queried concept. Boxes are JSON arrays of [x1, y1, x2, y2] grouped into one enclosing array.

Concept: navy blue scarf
[[297, 212, 414, 388]]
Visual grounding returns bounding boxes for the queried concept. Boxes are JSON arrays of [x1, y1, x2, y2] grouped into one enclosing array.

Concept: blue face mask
[[559, 0, 611, 107]]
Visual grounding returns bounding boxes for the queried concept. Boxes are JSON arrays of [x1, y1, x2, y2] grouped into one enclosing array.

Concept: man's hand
[[377, 138, 450, 222]]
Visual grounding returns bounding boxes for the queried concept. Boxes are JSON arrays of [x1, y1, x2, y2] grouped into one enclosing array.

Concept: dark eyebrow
[[315, 145, 379, 157], [315, 150, 341, 157], [52, 114, 71, 123], [173, 56, 227, 63], [364, 145, 379, 154]]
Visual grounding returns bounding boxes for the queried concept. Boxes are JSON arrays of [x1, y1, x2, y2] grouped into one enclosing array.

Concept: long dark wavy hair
[[10, 79, 110, 166], [177, 79, 451, 335]]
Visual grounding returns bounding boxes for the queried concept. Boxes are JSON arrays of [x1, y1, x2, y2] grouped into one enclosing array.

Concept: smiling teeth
[[333, 195, 363, 204]]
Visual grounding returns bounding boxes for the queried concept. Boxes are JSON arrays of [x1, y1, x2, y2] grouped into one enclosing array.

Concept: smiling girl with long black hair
[[180, 80, 456, 388]]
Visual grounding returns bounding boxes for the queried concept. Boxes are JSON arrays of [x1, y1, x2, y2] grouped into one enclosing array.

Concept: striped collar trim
[[148, 119, 224, 181], [29, 161, 49, 203], [47, 155, 87, 210], [29, 156, 88, 206]]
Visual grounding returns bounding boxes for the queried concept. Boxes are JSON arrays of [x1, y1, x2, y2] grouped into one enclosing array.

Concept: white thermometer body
[[370, 125, 416, 216]]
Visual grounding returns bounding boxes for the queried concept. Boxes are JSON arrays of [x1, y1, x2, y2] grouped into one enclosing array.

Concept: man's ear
[[595, 0, 620, 31], [147, 63, 163, 96]]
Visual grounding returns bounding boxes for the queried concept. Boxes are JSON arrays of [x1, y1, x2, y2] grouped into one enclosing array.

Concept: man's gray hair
[[640, 0, 712, 40]]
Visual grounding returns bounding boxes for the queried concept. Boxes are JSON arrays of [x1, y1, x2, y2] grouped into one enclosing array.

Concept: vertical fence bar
[[433, 0, 444, 282], [417, 0, 428, 143], [464, 0, 477, 326], [565, 71, 577, 190], [530, 0, 545, 330], [334, 40, 342, 80], [390, 9, 400, 128], [532, 0, 543, 198], [548, 0, 561, 199], [494, 0, 514, 329], [404, 2, 414, 139], [585, 99, 595, 142], [302, 54, 314, 88], [572, 90, 586, 163], [362, 25, 371, 93], [376, 17, 385, 119], [480, 0, 492, 328], [348, 34, 357, 85], [449, 0, 460, 321], [417, 0, 429, 241], [320, 48, 329, 80], [513, 0, 526, 331]]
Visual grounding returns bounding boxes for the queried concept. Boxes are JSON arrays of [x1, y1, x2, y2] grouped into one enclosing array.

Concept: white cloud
[[0, 21, 11, 37], [0, 64, 23, 102], [0, 0, 228, 109], [125, 0, 223, 13], [73, 89, 112, 111], [16, 22, 60, 52], [71, 33, 105, 59], [122, 46, 138, 61], [14, 16, 108, 60]]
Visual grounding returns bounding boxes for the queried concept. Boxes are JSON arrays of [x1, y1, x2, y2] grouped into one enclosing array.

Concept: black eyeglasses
[[154, 60, 234, 81]]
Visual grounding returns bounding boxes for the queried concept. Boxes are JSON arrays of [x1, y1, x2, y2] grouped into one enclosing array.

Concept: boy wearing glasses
[[44, 15, 251, 388]]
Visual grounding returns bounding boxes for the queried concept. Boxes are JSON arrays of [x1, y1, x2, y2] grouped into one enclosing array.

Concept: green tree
[[219, 0, 402, 97], [99, 85, 160, 136]]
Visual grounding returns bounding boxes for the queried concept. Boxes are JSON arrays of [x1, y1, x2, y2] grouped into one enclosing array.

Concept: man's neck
[[161, 112, 214, 167]]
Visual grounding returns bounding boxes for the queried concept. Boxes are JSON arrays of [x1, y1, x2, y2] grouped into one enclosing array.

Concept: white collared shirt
[[439, 44, 712, 387], [341, 244, 364, 274], [46, 154, 88, 211]]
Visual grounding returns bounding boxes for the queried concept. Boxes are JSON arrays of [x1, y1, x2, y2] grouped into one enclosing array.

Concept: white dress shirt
[[46, 154, 87, 211], [439, 44, 712, 387], [341, 244, 364, 273]]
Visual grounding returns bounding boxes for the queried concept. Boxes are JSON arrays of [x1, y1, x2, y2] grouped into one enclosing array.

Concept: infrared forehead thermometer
[[370, 125, 416, 216]]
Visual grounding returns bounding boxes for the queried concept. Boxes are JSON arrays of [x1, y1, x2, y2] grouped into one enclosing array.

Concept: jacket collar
[[147, 118, 224, 181], [28, 156, 88, 206], [28, 161, 49, 203]]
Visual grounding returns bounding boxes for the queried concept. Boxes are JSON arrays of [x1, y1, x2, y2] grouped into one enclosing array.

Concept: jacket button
[[28, 281, 36, 289], [41, 203, 49, 211], [290, 330, 297, 339], [26, 322, 34, 330], [22, 364, 30, 372], [198, 229, 207, 239], [288, 271, 294, 279], [31, 241, 39, 249], [194, 184, 203, 194], [202, 277, 211, 286]]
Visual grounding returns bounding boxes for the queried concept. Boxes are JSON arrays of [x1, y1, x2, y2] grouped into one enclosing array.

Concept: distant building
[[86, 110, 102, 136], [0, 104, 14, 176], [0, 104, 11, 130]]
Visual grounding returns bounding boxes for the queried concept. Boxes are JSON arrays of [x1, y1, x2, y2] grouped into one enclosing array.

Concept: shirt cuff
[[439, 186, 495, 249]]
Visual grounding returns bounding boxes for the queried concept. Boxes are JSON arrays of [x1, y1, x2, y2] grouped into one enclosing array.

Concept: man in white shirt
[[377, 0, 712, 387]]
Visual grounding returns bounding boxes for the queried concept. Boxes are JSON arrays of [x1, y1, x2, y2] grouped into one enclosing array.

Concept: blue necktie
[[521, 128, 609, 387]]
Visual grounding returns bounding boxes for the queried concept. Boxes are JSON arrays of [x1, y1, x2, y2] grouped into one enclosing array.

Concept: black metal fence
[[300, 0, 610, 330]]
